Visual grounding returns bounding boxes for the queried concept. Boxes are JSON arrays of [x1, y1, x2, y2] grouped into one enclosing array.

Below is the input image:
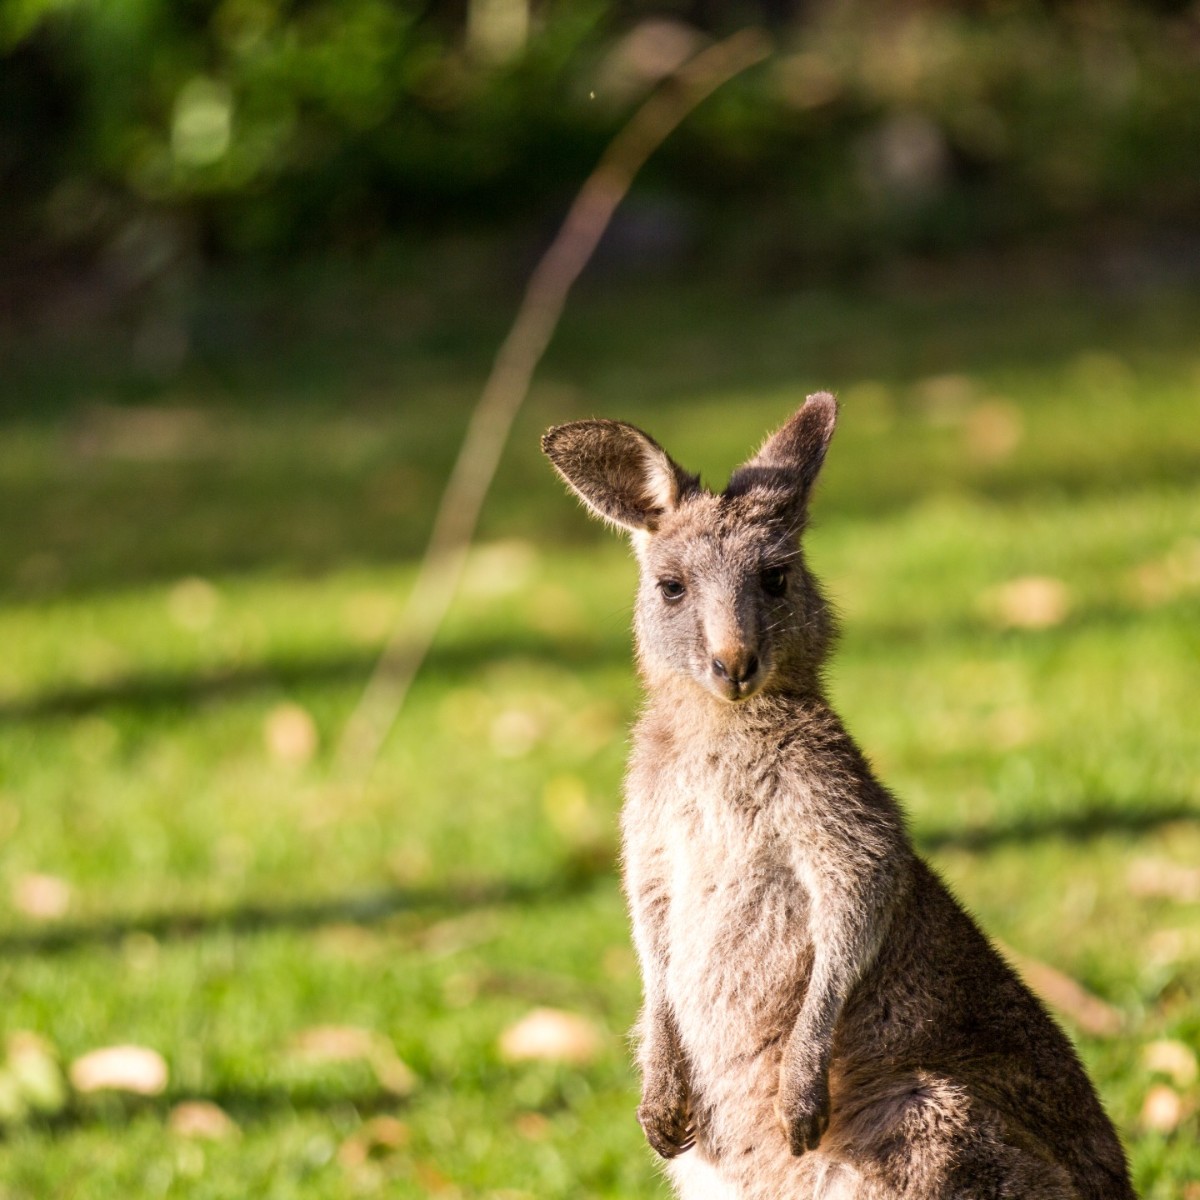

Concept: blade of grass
[[335, 27, 772, 780]]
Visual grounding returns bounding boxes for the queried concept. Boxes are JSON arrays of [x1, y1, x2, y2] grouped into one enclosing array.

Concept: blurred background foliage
[[3, 0, 1200, 278]]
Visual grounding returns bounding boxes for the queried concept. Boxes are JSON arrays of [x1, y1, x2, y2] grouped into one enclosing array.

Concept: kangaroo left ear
[[542, 418, 699, 535], [725, 392, 837, 525]]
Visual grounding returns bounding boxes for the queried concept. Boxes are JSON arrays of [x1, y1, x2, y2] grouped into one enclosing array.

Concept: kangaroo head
[[542, 392, 838, 703]]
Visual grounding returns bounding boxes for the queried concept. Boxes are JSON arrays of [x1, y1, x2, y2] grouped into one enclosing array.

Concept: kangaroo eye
[[658, 579, 686, 603], [761, 566, 788, 598]]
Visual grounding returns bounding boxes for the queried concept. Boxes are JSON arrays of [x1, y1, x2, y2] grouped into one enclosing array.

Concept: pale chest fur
[[626, 718, 815, 1072]]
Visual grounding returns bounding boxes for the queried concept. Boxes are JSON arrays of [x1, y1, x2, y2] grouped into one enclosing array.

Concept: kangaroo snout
[[710, 647, 761, 699]]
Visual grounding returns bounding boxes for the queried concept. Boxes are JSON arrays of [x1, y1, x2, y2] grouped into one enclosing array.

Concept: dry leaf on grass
[[513, 1111, 551, 1141], [264, 703, 319, 765], [982, 577, 1071, 631], [498, 1008, 602, 1066], [1143, 1039, 1198, 1087], [290, 1025, 378, 1063], [337, 1115, 409, 1168], [998, 945, 1122, 1038], [69, 1045, 168, 1095], [489, 708, 544, 759], [166, 578, 219, 632], [288, 1026, 415, 1096], [1141, 1083, 1185, 1134], [1128, 857, 1200, 904], [169, 1100, 240, 1140], [3, 1033, 67, 1116], [964, 401, 1023, 463], [12, 873, 71, 920], [413, 1160, 457, 1195]]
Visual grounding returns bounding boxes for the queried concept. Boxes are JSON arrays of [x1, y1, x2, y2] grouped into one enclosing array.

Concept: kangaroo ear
[[725, 392, 837, 524], [542, 419, 698, 534]]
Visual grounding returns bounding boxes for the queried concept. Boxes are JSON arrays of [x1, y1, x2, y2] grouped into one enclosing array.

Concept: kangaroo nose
[[712, 652, 759, 685]]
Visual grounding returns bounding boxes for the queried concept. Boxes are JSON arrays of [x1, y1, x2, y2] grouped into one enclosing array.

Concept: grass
[[0, 258, 1198, 1198]]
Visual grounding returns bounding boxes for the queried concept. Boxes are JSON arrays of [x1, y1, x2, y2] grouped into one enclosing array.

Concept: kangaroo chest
[[641, 747, 814, 1061]]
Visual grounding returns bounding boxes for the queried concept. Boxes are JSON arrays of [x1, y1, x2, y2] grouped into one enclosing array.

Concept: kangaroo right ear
[[725, 392, 838, 526], [542, 419, 698, 534]]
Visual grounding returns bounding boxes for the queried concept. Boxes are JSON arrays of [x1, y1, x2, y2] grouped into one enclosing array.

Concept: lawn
[[0, 259, 1198, 1198]]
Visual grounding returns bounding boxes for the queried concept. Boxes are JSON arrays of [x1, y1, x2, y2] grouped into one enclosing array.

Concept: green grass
[[0, 264, 1198, 1197]]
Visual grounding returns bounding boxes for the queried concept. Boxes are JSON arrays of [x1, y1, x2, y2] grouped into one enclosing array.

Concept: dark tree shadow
[[0, 634, 626, 723], [0, 855, 613, 958], [5, 1083, 412, 1141], [2, 801, 1194, 960], [918, 799, 1199, 853]]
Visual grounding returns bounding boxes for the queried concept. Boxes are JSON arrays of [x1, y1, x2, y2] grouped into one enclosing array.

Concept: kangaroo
[[541, 393, 1135, 1200]]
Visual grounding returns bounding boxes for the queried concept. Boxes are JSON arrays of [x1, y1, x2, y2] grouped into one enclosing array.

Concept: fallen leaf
[[6, 1033, 67, 1114], [489, 708, 543, 759], [1145, 927, 1200, 973], [167, 578, 219, 632], [338, 1115, 409, 1167], [498, 1008, 603, 1066], [13, 873, 71, 920], [288, 1026, 415, 1096], [514, 1111, 551, 1140], [983, 577, 1071, 631], [413, 1160, 456, 1194], [1141, 1083, 1184, 1134], [1128, 857, 1200, 904], [69, 1045, 169, 1095], [373, 1054, 417, 1097], [290, 1025, 378, 1063], [264, 704, 319, 765], [1143, 1039, 1198, 1087], [169, 1100, 240, 1140], [998, 945, 1122, 1038], [964, 401, 1023, 463]]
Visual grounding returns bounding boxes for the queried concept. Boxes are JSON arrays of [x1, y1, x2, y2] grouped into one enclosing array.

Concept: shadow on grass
[[918, 799, 1199, 853], [0, 636, 626, 723], [0, 594, 1183, 727], [2, 802, 1195, 961], [0, 855, 614, 959], [14, 1083, 412, 1141]]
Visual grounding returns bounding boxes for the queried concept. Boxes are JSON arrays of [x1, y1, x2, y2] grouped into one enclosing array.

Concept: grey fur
[[541, 394, 1135, 1200]]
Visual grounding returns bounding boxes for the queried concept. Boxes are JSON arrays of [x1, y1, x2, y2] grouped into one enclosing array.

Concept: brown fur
[[542, 395, 1135, 1200]]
